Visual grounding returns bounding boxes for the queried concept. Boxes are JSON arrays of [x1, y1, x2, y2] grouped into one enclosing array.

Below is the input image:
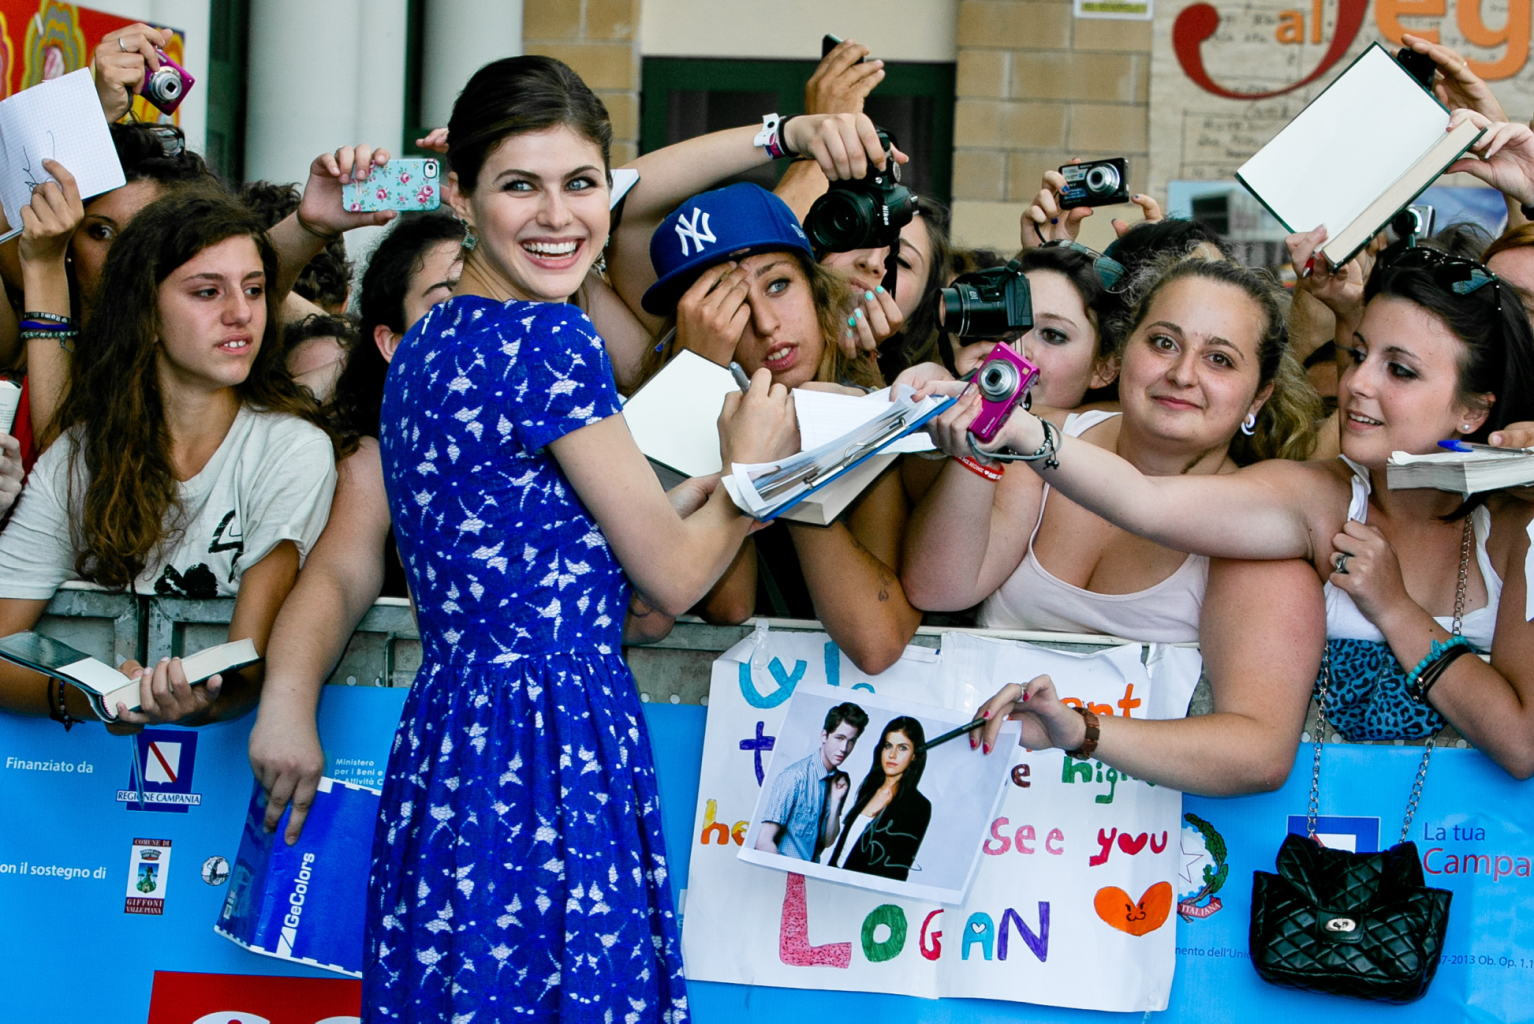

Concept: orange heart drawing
[[1094, 881, 1173, 936]]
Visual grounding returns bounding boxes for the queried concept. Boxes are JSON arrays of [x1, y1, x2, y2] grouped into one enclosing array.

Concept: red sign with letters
[[146, 971, 361, 1024]]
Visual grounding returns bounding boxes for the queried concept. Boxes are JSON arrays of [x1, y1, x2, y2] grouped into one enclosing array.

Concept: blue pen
[[1439, 439, 1534, 454]]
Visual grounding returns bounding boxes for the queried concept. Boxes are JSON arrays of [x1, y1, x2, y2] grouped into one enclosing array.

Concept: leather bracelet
[[1406, 635, 1473, 700], [954, 454, 1003, 480], [1415, 642, 1477, 702], [1064, 705, 1099, 760]]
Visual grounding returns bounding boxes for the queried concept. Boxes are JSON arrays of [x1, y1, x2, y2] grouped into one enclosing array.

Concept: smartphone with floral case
[[340, 158, 442, 212]]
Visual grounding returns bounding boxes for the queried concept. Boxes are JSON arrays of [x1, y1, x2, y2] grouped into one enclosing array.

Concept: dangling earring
[[1240, 412, 1257, 436], [461, 224, 478, 252]]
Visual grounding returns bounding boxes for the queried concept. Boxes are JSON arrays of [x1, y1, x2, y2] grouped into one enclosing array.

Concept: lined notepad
[[0, 69, 126, 242]]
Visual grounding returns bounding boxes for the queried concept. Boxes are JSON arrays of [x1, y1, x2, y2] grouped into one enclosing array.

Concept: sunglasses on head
[[1036, 238, 1127, 291], [1381, 245, 1501, 300]]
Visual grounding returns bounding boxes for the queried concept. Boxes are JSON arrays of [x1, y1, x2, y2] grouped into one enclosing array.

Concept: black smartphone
[[1397, 47, 1436, 90], [821, 33, 867, 62]]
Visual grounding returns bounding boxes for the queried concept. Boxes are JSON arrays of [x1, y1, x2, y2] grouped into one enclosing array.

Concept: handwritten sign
[[680, 627, 1202, 1011]]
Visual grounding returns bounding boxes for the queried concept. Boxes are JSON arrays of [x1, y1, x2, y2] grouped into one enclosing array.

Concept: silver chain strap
[[1307, 514, 1472, 845]]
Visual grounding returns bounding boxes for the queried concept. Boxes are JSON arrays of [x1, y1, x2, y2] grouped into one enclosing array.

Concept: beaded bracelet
[[1414, 642, 1477, 703], [954, 454, 1003, 481], [1064, 705, 1099, 760], [1406, 635, 1473, 702], [21, 311, 74, 327], [48, 678, 80, 731], [19, 328, 75, 351]]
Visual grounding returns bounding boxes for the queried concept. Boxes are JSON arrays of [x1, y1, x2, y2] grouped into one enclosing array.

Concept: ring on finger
[[1333, 552, 1351, 575], [118, 36, 129, 51]]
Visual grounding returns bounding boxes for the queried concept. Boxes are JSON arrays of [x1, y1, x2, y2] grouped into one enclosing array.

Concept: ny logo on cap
[[675, 208, 717, 256]]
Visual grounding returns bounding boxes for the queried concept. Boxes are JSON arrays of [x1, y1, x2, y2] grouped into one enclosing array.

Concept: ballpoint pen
[[1438, 440, 1534, 454], [729, 361, 752, 393]]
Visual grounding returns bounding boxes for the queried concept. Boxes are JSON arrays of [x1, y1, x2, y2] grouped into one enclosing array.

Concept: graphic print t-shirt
[[0, 407, 336, 599]]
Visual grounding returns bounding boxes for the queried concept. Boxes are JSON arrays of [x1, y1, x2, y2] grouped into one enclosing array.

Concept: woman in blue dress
[[366, 56, 888, 1021]]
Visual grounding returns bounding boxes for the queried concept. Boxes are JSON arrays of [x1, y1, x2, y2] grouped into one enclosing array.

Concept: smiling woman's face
[[1116, 275, 1268, 453]]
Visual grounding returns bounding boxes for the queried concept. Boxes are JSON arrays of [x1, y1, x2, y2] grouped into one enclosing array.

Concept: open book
[[1386, 448, 1534, 494], [622, 349, 738, 482], [216, 776, 379, 977], [0, 69, 126, 243], [723, 387, 955, 523], [0, 632, 259, 721], [1236, 43, 1484, 267]]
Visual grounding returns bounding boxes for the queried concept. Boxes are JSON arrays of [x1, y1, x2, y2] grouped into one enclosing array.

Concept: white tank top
[[978, 411, 1209, 642], [1324, 456, 1499, 648]]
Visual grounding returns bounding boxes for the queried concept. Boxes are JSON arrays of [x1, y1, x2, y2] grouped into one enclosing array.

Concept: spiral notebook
[[0, 69, 125, 242]]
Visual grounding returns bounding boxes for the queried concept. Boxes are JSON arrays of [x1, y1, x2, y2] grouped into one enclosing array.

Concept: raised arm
[[18, 160, 84, 448], [267, 146, 397, 309], [774, 38, 887, 221], [607, 114, 903, 336], [943, 388, 1318, 561], [975, 556, 1323, 796]]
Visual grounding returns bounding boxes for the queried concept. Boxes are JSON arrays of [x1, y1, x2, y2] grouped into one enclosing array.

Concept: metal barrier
[[39, 584, 1163, 706]]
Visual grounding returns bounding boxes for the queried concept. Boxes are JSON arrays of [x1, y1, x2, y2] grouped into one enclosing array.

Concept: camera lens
[[149, 66, 181, 102], [806, 189, 878, 252], [977, 360, 1020, 403], [1084, 163, 1120, 195]]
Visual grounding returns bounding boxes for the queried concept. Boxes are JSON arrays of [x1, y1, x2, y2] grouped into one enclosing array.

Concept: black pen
[[729, 361, 752, 393], [920, 717, 988, 752]]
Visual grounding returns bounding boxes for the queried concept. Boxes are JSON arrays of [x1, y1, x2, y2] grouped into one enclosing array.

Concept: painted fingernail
[[1050, 218, 1059, 225], [854, 308, 865, 320], [981, 709, 992, 719], [970, 735, 978, 749], [159, 656, 170, 664], [848, 316, 858, 327], [875, 285, 886, 294], [864, 290, 876, 301], [1022, 691, 1030, 702], [983, 742, 993, 755]]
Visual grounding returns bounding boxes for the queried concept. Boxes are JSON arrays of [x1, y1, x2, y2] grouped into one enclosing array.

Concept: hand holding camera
[[1021, 162, 1096, 246], [808, 37, 885, 116], [91, 22, 168, 122], [786, 113, 908, 193], [1399, 34, 1507, 123]]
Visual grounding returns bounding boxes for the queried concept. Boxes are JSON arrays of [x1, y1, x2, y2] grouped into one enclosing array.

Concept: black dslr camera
[[805, 129, 917, 252], [940, 259, 1033, 340]]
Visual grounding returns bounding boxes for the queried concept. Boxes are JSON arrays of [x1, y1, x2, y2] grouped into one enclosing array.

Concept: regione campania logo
[[118, 728, 203, 812]]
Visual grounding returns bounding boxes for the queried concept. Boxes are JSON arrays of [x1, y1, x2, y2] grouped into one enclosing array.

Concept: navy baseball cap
[[642, 183, 813, 316]]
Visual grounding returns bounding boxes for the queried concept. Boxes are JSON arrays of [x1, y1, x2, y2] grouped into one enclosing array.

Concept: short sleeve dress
[[368, 295, 688, 1023]]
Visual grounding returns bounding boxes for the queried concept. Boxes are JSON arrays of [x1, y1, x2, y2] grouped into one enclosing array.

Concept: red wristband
[[955, 455, 1004, 481]]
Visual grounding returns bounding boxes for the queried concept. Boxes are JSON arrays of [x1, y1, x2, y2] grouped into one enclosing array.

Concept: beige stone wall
[[950, 0, 1153, 253], [523, 0, 642, 165]]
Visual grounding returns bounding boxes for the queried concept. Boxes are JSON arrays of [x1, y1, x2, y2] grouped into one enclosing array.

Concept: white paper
[[0, 70, 126, 242], [621, 350, 737, 477], [795, 387, 937, 455], [1237, 45, 1450, 236]]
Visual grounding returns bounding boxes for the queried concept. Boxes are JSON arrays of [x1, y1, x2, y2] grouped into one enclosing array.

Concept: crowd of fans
[[3, 24, 1534, 1020]]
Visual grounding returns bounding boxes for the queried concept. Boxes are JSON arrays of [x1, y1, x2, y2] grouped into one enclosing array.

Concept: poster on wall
[[0, 0, 186, 123], [681, 627, 1204, 1012], [1147, 0, 1530, 247]]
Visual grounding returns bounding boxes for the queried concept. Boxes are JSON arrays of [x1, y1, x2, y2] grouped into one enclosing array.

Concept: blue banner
[[3, 695, 1531, 1021]]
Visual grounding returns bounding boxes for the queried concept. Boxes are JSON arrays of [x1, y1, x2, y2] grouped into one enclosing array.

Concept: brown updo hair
[[447, 55, 612, 193]]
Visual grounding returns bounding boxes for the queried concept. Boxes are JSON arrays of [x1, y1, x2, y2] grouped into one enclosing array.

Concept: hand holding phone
[[340, 158, 442, 213]]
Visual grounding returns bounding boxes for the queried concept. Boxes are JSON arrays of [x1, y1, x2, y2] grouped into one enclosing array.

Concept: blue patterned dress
[[367, 295, 688, 1023]]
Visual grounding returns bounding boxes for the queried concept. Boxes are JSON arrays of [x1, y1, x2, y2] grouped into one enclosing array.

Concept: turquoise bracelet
[[1406, 635, 1473, 702]]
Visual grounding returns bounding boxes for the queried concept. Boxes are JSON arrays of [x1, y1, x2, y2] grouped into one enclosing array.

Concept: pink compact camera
[[967, 342, 1040, 444], [142, 49, 194, 115]]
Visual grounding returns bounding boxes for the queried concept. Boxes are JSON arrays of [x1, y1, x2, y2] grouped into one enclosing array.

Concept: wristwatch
[[1064, 706, 1100, 760]]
